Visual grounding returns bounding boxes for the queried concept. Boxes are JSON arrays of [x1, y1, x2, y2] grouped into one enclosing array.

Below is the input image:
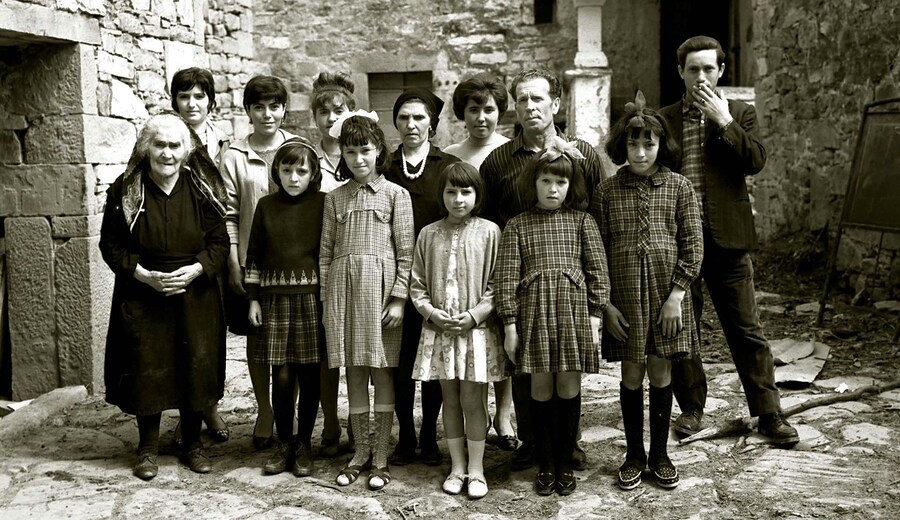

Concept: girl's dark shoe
[[319, 437, 341, 458], [510, 441, 535, 470], [535, 471, 556, 496], [292, 442, 313, 477], [556, 470, 576, 495], [650, 456, 679, 489], [497, 435, 519, 452], [263, 442, 292, 475], [420, 445, 443, 466], [252, 417, 274, 451], [617, 459, 645, 490], [389, 445, 416, 466]]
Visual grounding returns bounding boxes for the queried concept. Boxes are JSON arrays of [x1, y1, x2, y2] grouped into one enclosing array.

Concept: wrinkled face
[[463, 96, 500, 140], [679, 49, 725, 102], [314, 99, 348, 136], [626, 130, 660, 176], [342, 141, 381, 183], [514, 78, 559, 135], [535, 172, 569, 210], [175, 85, 210, 127], [148, 124, 189, 178], [442, 184, 477, 221], [396, 100, 432, 150], [277, 159, 312, 196], [247, 98, 286, 137]]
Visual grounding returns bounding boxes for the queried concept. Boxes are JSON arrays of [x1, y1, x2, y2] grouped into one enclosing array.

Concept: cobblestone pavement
[[0, 332, 898, 519]]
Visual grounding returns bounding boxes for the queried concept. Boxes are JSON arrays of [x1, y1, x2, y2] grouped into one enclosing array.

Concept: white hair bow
[[328, 109, 380, 139]]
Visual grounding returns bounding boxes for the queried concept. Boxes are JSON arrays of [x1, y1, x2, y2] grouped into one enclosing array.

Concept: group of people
[[100, 35, 799, 499]]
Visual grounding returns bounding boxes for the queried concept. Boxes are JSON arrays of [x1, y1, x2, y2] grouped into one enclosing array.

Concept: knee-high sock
[[372, 407, 394, 469], [272, 364, 297, 443], [648, 384, 673, 464], [136, 413, 161, 455], [446, 437, 466, 475], [346, 410, 371, 467], [555, 394, 580, 473], [467, 439, 486, 477], [620, 383, 646, 462], [530, 398, 555, 473]]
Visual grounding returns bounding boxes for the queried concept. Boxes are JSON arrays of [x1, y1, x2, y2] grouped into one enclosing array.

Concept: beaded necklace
[[401, 142, 430, 180]]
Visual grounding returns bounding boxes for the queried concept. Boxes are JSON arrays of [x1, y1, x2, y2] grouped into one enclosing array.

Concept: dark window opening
[[534, 0, 555, 25]]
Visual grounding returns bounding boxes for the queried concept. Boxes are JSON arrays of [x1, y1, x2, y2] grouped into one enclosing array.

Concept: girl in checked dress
[[320, 112, 415, 491], [495, 139, 609, 496], [410, 162, 507, 499]]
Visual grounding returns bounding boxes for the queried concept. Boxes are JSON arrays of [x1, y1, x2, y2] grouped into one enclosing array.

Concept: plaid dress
[[589, 166, 704, 363], [320, 175, 415, 369], [495, 208, 609, 374]]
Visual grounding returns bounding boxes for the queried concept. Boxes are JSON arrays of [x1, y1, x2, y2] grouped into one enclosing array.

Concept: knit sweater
[[244, 188, 325, 299]]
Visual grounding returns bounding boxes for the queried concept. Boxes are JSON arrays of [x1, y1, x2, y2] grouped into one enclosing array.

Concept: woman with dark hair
[[444, 75, 517, 451], [444, 76, 510, 169], [171, 67, 231, 165], [100, 114, 229, 480], [384, 87, 459, 467], [169, 66, 230, 446]]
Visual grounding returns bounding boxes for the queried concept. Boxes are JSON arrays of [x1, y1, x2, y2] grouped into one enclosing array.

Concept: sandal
[[497, 435, 518, 452], [368, 466, 391, 491], [651, 457, 679, 489], [336, 455, 372, 486], [617, 459, 645, 491], [467, 475, 488, 499], [442, 473, 466, 495]]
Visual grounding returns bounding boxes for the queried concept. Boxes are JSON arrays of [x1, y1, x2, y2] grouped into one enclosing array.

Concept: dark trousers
[[394, 302, 442, 449], [672, 232, 781, 417]]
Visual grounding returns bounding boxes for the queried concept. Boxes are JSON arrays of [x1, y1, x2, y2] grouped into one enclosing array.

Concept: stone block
[[163, 40, 207, 87], [0, 109, 28, 130], [137, 37, 164, 53], [6, 44, 97, 117], [259, 35, 290, 50], [98, 50, 133, 79], [0, 386, 87, 443], [153, 0, 177, 20], [137, 70, 167, 94], [51, 215, 104, 238], [176, 0, 194, 26], [0, 164, 94, 217], [469, 51, 508, 65], [131, 0, 150, 9], [0, 1, 100, 45], [236, 31, 254, 58], [6, 217, 59, 400], [27, 115, 136, 165], [56, 235, 111, 391], [0, 130, 22, 164], [109, 79, 149, 119]]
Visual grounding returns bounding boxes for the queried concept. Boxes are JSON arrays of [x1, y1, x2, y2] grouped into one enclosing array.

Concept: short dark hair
[[436, 162, 486, 217], [676, 35, 726, 68], [509, 69, 561, 99], [451, 76, 509, 121], [519, 154, 588, 211], [311, 72, 356, 113], [605, 106, 680, 168], [271, 140, 322, 192], [170, 67, 217, 112], [243, 75, 288, 110], [336, 116, 392, 181]]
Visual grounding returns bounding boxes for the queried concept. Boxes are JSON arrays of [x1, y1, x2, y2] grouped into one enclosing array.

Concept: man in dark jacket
[[659, 36, 798, 445]]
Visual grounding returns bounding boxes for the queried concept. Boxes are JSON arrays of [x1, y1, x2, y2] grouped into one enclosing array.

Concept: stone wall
[[753, 0, 900, 299], [0, 0, 263, 398]]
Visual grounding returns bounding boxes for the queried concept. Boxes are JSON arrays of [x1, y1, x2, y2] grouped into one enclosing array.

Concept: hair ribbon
[[624, 90, 649, 130], [328, 109, 380, 139], [539, 135, 586, 163]]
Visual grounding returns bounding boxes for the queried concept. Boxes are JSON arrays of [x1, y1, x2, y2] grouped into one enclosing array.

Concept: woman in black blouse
[[100, 114, 229, 480]]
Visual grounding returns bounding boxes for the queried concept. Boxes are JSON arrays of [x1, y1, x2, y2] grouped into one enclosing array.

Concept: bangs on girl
[[436, 162, 485, 216], [520, 155, 588, 211], [271, 142, 322, 191]]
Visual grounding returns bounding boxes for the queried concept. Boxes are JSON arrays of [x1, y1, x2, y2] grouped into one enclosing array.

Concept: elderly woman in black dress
[[100, 113, 229, 480]]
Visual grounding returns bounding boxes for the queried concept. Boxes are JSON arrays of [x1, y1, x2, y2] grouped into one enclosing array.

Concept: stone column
[[565, 0, 614, 172]]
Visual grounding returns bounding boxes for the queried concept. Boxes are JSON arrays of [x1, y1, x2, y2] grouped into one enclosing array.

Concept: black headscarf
[[392, 87, 444, 132]]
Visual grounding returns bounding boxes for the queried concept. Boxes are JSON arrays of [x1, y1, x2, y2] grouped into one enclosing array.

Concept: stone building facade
[[1, 0, 897, 398]]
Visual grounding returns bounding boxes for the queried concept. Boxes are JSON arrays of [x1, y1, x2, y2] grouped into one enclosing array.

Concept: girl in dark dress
[[100, 114, 229, 480]]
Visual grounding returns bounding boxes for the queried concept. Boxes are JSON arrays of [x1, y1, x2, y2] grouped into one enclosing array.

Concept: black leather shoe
[[535, 471, 556, 496], [183, 447, 212, 474], [133, 453, 158, 481], [557, 470, 576, 495], [497, 435, 519, 451], [758, 412, 800, 446], [389, 445, 416, 466], [510, 442, 535, 471], [292, 442, 313, 477], [264, 442, 292, 474], [673, 409, 704, 436]]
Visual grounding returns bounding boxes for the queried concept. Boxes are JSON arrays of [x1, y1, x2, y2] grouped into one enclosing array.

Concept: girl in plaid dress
[[495, 139, 609, 496], [320, 112, 415, 491], [410, 162, 507, 499], [245, 139, 325, 478], [590, 92, 703, 491]]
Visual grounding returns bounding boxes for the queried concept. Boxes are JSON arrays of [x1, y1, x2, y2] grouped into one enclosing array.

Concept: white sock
[[467, 439, 485, 478], [446, 437, 466, 475]]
